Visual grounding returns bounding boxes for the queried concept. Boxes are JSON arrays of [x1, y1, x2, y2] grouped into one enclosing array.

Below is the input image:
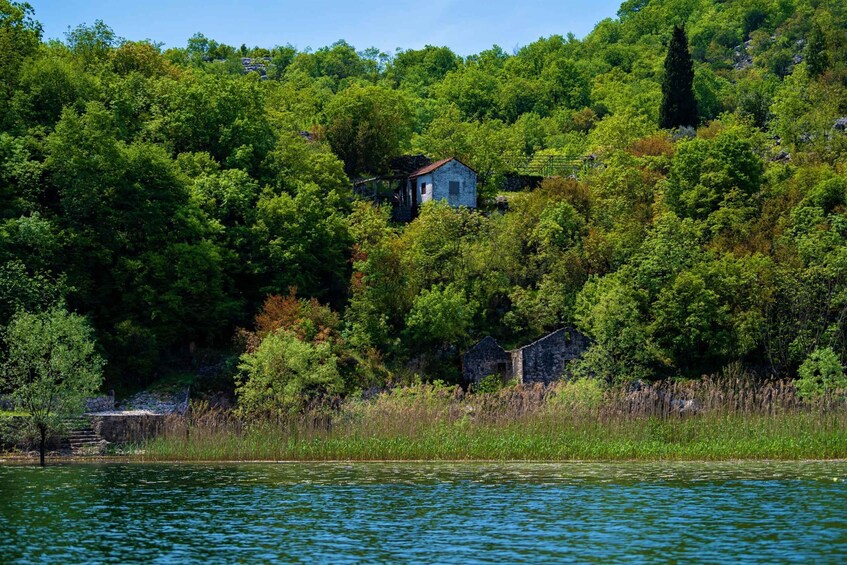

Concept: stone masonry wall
[[463, 327, 590, 387], [501, 174, 544, 192], [462, 336, 512, 385], [90, 414, 167, 444], [431, 160, 477, 208], [516, 328, 590, 384], [85, 394, 115, 413], [511, 349, 523, 383]]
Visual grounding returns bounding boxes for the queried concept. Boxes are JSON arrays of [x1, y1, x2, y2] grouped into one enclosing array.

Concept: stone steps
[[62, 418, 109, 455], [67, 431, 100, 442]]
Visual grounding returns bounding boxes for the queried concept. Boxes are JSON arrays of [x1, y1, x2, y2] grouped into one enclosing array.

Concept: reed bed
[[138, 378, 847, 462]]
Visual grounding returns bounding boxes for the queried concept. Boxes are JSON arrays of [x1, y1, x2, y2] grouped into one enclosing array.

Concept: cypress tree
[[659, 25, 698, 130]]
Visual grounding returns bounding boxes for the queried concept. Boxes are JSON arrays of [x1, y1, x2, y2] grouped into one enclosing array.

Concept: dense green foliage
[[796, 347, 847, 399], [1, 306, 104, 463], [236, 330, 342, 416], [1, 0, 846, 406]]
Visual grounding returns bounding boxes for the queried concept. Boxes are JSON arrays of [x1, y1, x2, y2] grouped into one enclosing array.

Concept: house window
[[420, 182, 426, 195], [449, 181, 460, 198]]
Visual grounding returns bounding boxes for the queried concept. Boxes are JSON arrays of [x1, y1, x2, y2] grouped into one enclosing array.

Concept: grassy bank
[[138, 379, 847, 462]]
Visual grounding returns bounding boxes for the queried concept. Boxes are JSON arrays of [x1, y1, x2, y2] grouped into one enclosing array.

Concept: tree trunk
[[38, 424, 46, 467]]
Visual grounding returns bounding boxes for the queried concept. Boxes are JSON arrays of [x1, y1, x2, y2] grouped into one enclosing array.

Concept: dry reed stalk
[[140, 379, 847, 462]]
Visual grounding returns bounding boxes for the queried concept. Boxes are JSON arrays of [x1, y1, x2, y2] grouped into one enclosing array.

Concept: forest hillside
[[1, 0, 846, 396]]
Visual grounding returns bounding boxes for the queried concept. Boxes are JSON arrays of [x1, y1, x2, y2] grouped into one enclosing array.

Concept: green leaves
[[404, 284, 478, 350], [532, 200, 585, 252], [1, 307, 104, 426], [149, 72, 274, 170], [575, 214, 769, 378], [0, 0, 42, 128], [236, 330, 341, 416], [649, 270, 732, 366], [323, 84, 412, 176], [665, 130, 763, 220], [659, 25, 697, 129], [254, 182, 351, 301], [805, 22, 828, 78], [796, 348, 846, 400]]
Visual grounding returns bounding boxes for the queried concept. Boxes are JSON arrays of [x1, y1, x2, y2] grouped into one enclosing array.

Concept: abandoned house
[[403, 157, 477, 212], [353, 156, 477, 221], [462, 327, 590, 386]]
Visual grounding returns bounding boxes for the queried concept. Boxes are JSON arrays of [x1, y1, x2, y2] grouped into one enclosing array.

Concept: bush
[[795, 347, 847, 400], [804, 177, 846, 213], [472, 374, 511, 394], [235, 331, 342, 416]]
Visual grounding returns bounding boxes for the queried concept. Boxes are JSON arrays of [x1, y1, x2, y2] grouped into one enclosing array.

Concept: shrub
[[235, 331, 342, 416], [473, 374, 510, 394], [404, 284, 477, 350], [795, 347, 847, 400], [665, 130, 763, 220], [804, 177, 846, 213]]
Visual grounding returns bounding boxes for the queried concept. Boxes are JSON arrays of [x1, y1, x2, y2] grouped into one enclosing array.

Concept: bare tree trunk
[[38, 424, 46, 467]]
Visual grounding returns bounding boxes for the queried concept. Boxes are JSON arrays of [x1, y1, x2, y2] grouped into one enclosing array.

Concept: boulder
[[770, 151, 790, 163]]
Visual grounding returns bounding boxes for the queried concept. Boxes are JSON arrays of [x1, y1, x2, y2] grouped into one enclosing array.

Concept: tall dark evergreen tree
[[659, 25, 698, 130], [805, 23, 828, 77]]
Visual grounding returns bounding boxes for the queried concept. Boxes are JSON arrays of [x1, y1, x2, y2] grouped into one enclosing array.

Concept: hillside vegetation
[[1, 0, 846, 401]]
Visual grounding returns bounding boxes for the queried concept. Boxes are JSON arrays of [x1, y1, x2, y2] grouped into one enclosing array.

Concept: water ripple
[[1, 461, 846, 563]]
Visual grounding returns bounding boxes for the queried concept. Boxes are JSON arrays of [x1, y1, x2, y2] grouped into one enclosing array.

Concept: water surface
[[1, 461, 846, 562]]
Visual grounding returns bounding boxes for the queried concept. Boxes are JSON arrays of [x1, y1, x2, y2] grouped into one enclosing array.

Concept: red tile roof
[[409, 157, 476, 178], [409, 157, 454, 178]]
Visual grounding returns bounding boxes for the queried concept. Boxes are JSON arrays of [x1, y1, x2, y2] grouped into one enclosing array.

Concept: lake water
[[1, 461, 846, 562]]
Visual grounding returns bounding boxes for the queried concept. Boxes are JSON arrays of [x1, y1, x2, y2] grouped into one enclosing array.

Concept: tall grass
[[138, 378, 847, 462]]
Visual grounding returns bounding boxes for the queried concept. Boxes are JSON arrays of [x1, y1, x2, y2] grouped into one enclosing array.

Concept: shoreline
[[4, 454, 847, 465], [6, 381, 847, 465]]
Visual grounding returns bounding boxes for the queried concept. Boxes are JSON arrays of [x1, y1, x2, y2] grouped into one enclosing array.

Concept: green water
[[1, 462, 846, 562]]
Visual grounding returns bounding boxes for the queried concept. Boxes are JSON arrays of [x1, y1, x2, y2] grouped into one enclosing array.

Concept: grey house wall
[[408, 160, 477, 210], [399, 158, 478, 220], [463, 327, 589, 386], [404, 173, 434, 210], [415, 173, 434, 205], [430, 160, 477, 208]]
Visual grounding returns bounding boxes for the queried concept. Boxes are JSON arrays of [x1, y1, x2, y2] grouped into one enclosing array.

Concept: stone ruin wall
[[517, 328, 590, 385], [84, 394, 115, 413], [500, 174, 544, 192], [510, 349, 524, 384], [462, 336, 512, 386], [464, 327, 590, 387]]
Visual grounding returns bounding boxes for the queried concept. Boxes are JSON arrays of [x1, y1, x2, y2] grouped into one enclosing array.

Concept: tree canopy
[[0, 0, 845, 404], [1, 307, 104, 464]]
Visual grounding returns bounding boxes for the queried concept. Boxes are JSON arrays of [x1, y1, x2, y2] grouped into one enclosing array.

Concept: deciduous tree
[[324, 84, 412, 176], [1, 307, 104, 465]]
